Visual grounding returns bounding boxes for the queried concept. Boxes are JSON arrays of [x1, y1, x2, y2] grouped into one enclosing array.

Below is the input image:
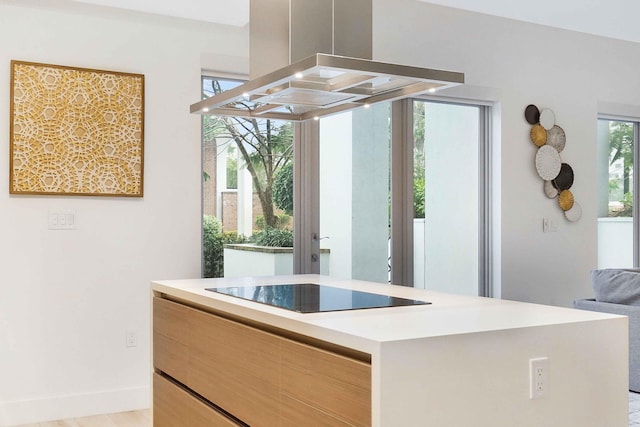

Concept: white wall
[[373, 0, 640, 306], [223, 247, 330, 277], [0, 2, 247, 425]]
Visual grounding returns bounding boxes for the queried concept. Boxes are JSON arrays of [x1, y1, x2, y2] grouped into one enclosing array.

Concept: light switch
[[48, 210, 76, 230], [542, 218, 558, 233]]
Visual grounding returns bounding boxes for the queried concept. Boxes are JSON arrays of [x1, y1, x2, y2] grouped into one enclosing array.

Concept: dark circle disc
[[525, 104, 540, 125], [552, 163, 574, 191]]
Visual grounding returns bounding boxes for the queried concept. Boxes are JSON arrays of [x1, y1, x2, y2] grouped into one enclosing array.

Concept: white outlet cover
[[530, 357, 549, 399]]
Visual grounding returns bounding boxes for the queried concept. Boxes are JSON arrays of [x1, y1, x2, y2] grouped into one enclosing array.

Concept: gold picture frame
[[10, 60, 144, 196]]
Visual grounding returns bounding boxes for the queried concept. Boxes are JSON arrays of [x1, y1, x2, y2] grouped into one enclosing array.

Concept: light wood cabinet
[[153, 373, 241, 427], [280, 339, 371, 426], [153, 297, 371, 426]]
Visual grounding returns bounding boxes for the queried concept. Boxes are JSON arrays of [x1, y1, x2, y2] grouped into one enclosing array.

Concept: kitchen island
[[151, 274, 628, 426]]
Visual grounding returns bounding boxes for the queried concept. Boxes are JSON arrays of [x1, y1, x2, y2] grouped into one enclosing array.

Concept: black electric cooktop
[[205, 283, 430, 313]]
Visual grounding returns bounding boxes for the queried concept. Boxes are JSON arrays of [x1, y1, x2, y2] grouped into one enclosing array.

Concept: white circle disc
[[539, 108, 556, 130], [535, 145, 561, 180], [544, 180, 558, 198], [565, 201, 582, 222]]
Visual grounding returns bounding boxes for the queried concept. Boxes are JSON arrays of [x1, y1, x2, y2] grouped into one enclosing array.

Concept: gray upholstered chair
[[574, 269, 640, 392]]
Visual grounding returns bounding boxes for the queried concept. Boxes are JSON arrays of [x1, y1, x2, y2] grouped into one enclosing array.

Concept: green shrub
[[273, 162, 293, 215], [251, 227, 293, 247], [255, 213, 291, 230], [202, 215, 247, 278], [414, 177, 425, 218]]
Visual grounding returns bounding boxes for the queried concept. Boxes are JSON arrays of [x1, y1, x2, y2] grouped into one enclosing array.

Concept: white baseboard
[[0, 385, 150, 426]]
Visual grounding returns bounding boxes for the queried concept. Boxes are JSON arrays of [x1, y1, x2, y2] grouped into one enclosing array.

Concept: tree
[[204, 80, 294, 228], [607, 121, 634, 217], [273, 161, 293, 215], [609, 121, 633, 195]]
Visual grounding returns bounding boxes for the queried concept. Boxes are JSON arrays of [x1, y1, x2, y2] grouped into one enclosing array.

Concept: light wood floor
[[13, 409, 150, 427]]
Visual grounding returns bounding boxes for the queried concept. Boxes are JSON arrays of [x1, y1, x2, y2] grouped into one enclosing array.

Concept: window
[[201, 76, 493, 292], [314, 99, 491, 293], [597, 118, 637, 268], [412, 100, 491, 296], [318, 103, 392, 283], [201, 76, 294, 278]]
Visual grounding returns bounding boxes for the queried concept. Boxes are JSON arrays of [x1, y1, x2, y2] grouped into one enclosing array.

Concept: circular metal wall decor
[[524, 104, 580, 223], [552, 163, 574, 191], [525, 104, 540, 125], [558, 189, 574, 211], [535, 145, 561, 180], [539, 108, 556, 130], [530, 124, 547, 147], [564, 202, 582, 222], [546, 125, 566, 152], [543, 180, 558, 198]]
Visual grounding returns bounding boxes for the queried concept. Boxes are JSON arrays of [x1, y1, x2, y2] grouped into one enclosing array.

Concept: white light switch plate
[[48, 210, 77, 230]]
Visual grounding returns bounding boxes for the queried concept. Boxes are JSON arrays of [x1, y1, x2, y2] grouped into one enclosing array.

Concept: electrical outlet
[[126, 330, 137, 348], [530, 357, 549, 399]]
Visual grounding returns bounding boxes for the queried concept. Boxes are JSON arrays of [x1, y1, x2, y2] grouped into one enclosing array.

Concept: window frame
[[401, 96, 493, 296], [294, 96, 493, 295], [597, 114, 640, 268]]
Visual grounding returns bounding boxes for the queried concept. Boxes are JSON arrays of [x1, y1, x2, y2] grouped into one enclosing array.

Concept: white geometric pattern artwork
[[10, 60, 145, 196]]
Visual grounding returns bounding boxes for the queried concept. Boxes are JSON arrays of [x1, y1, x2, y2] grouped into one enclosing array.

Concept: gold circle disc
[[558, 189, 574, 211], [530, 124, 547, 147]]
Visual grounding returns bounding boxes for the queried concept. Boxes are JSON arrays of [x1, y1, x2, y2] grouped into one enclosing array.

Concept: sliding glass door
[[317, 103, 392, 283], [314, 99, 489, 292], [413, 100, 484, 296]]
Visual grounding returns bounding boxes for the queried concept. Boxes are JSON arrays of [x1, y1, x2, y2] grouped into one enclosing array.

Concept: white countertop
[[151, 274, 620, 354]]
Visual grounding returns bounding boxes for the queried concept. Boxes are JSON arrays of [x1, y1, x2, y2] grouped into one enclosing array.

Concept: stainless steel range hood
[[190, 0, 464, 122]]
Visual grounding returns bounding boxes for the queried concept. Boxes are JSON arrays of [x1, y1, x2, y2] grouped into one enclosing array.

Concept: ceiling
[[66, 0, 640, 43], [68, 0, 249, 27], [419, 0, 640, 44]]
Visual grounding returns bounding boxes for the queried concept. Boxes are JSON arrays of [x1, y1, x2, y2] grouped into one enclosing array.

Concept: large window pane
[[201, 77, 294, 278], [318, 103, 391, 283], [413, 101, 480, 295], [597, 119, 634, 268]]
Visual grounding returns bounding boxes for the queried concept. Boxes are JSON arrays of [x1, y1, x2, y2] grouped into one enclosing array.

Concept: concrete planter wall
[[597, 217, 633, 268], [224, 244, 330, 277]]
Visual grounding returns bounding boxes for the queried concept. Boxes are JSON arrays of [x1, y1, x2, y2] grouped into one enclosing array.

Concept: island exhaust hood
[[190, 0, 464, 122]]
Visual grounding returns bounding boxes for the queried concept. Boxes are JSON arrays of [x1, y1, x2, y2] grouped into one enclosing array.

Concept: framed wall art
[[9, 60, 144, 196]]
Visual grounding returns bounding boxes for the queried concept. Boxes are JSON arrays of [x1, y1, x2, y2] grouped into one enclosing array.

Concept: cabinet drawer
[[153, 297, 372, 426], [280, 394, 356, 427], [187, 308, 281, 426], [153, 298, 189, 384], [153, 373, 241, 427], [281, 339, 371, 426], [153, 297, 188, 344]]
